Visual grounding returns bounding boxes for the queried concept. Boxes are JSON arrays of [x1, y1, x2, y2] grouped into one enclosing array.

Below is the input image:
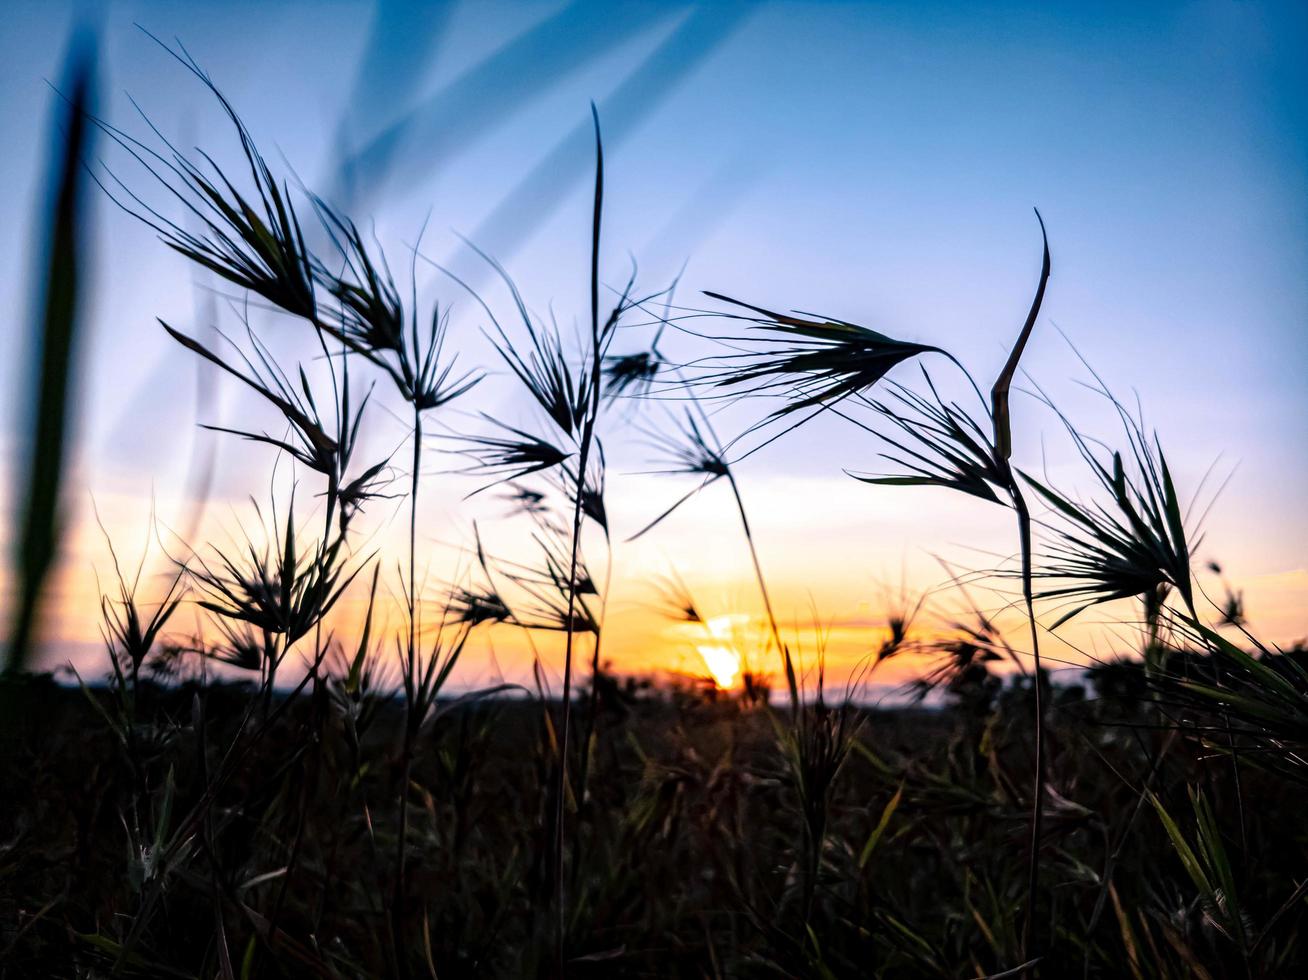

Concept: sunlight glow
[[696, 643, 740, 690], [695, 614, 747, 688]]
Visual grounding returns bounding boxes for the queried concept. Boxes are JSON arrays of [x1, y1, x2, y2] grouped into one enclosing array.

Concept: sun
[[695, 614, 745, 689], [696, 642, 741, 689]]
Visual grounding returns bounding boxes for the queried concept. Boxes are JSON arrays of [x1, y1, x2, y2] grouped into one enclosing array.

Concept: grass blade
[[5, 38, 96, 674]]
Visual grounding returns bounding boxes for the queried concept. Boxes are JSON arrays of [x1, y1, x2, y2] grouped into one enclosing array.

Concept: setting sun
[[694, 614, 749, 689], [696, 643, 740, 689]]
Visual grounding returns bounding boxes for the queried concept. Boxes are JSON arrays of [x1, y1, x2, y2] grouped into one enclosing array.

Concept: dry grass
[[2, 38, 1305, 980]]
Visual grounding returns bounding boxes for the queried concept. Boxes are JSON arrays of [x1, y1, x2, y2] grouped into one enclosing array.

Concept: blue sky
[[2, 1, 1305, 684]]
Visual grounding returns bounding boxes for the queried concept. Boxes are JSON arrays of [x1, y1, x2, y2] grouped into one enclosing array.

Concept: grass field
[[2, 33, 1306, 980], [2, 658, 1305, 977]]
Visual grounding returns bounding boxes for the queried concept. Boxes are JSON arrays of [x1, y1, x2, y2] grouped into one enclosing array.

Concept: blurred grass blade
[[858, 781, 903, 869], [5, 38, 96, 674]]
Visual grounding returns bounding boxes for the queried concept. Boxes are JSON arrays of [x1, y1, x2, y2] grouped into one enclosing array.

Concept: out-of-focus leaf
[[6, 38, 96, 674]]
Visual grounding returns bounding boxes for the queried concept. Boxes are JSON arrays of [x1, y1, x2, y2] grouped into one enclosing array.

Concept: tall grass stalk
[[6, 40, 94, 676], [722, 462, 794, 705], [88, 45, 482, 968], [394, 395, 421, 966], [988, 213, 1051, 965], [443, 104, 621, 967], [757, 210, 1051, 964], [1023, 366, 1249, 852], [549, 106, 606, 970]]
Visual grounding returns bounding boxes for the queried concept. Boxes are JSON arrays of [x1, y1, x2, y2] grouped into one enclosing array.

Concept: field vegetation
[[2, 39, 1305, 979]]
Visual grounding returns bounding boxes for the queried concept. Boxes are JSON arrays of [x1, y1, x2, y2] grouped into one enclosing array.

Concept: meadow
[[2, 38, 1306, 979]]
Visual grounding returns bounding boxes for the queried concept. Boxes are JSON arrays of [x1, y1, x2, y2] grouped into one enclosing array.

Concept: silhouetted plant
[[8, 28, 1301, 980], [698, 211, 1054, 966], [693, 292, 949, 423], [5, 39, 95, 676]]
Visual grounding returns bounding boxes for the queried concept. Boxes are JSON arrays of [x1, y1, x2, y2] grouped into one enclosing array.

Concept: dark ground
[[1, 668, 1304, 978]]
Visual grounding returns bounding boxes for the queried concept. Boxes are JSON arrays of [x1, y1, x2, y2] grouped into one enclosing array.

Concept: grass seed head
[[853, 370, 1008, 506], [695, 290, 943, 420]]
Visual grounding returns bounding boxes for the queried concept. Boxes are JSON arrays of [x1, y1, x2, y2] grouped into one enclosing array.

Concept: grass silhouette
[[2, 35, 1305, 980]]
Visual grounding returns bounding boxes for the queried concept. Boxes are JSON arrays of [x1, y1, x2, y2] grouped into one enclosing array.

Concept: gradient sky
[[2, 1, 1305, 693]]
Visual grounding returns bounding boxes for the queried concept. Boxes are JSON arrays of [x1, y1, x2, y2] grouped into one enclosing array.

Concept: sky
[[2, 0, 1305, 695]]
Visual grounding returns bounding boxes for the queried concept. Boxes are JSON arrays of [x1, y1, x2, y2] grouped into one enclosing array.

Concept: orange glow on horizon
[[10, 486, 1307, 692], [696, 643, 740, 689], [693, 614, 747, 689]]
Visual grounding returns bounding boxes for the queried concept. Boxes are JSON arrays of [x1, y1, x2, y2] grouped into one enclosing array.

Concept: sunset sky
[[2, 1, 1305, 694]]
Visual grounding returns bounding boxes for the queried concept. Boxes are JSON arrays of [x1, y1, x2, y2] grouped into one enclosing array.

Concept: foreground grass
[[1, 665, 1304, 978], [5, 33, 1306, 979]]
